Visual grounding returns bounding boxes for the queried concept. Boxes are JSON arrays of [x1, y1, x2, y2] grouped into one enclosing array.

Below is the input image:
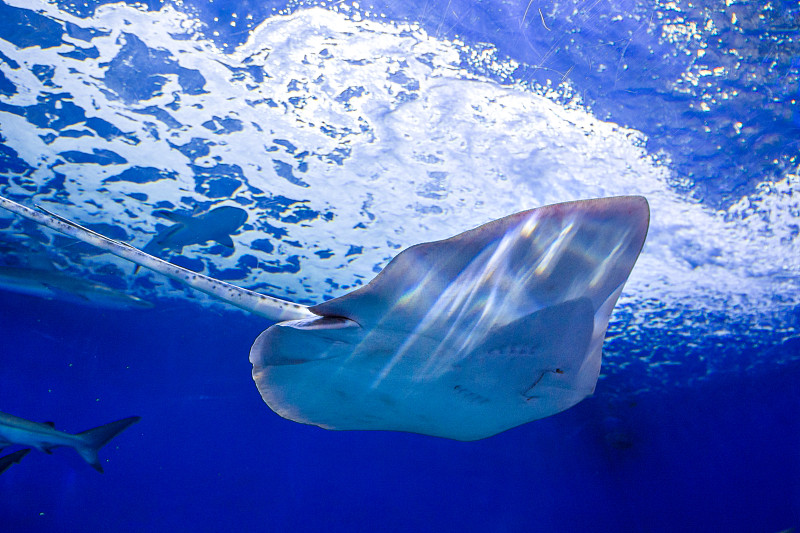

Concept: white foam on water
[[0, 1, 797, 387]]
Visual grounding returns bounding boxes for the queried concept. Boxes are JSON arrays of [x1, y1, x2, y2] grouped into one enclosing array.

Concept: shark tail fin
[[75, 416, 141, 473]]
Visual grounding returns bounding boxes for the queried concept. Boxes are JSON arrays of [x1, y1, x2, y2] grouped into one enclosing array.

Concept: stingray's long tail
[[0, 195, 315, 322]]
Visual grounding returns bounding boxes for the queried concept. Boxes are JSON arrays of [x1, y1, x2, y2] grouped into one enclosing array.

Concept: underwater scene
[[0, 0, 798, 530]]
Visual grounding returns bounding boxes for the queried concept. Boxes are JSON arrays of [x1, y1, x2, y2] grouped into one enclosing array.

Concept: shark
[[143, 206, 248, 256], [0, 264, 153, 309], [0, 411, 140, 473], [0, 194, 648, 440]]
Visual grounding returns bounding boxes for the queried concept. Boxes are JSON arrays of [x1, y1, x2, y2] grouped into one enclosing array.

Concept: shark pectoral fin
[[42, 283, 91, 302], [39, 282, 59, 299], [0, 448, 31, 475], [142, 237, 165, 256], [154, 210, 192, 224], [215, 235, 234, 248]]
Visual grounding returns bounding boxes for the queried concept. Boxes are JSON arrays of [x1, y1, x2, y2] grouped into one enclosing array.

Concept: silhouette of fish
[[0, 411, 140, 473], [143, 206, 248, 256], [0, 264, 152, 309]]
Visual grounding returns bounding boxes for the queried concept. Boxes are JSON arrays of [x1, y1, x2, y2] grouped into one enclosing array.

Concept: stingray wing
[[311, 196, 649, 328], [252, 196, 649, 440]]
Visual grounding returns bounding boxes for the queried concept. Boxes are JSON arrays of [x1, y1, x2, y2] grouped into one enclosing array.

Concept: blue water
[[1, 0, 799, 530]]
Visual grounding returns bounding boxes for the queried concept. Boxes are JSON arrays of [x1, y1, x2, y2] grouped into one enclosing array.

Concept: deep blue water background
[[2, 292, 799, 531], [1, 0, 799, 530]]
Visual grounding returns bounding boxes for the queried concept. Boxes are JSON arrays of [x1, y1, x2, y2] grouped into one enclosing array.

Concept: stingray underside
[[251, 196, 650, 440]]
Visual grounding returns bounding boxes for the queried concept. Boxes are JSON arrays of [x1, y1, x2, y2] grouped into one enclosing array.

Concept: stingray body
[[0, 195, 648, 440]]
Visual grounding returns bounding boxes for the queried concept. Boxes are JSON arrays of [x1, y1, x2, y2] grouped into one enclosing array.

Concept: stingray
[[0, 194, 648, 440]]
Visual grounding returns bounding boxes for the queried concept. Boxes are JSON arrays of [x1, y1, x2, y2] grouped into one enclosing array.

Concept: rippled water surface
[[0, 0, 798, 530]]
